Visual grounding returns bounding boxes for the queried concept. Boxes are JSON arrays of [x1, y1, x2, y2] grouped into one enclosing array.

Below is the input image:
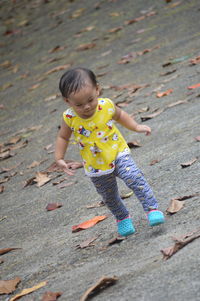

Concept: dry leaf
[[71, 8, 85, 19], [160, 69, 177, 76], [57, 181, 77, 189], [72, 215, 108, 232], [140, 109, 164, 121], [189, 56, 200, 65], [44, 94, 60, 102], [149, 159, 160, 166], [0, 248, 21, 255], [166, 199, 185, 214], [10, 281, 47, 301], [181, 158, 197, 168], [76, 43, 96, 51], [44, 64, 71, 76], [0, 150, 15, 160], [0, 104, 5, 110], [194, 136, 200, 142], [29, 83, 41, 91], [156, 89, 173, 98], [0, 277, 21, 294], [41, 291, 62, 301], [0, 185, 4, 193], [187, 83, 200, 90], [161, 229, 200, 260], [0, 82, 13, 92], [174, 193, 200, 201], [76, 236, 99, 249], [48, 45, 65, 53], [108, 26, 123, 33], [86, 201, 104, 209], [127, 140, 141, 148], [108, 235, 126, 246], [167, 99, 188, 108], [23, 176, 36, 188], [35, 172, 51, 187], [80, 276, 118, 301], [46, 203, 63, 211], [27, 159, 47, 169]]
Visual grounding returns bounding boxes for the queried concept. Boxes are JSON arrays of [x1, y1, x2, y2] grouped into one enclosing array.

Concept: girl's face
[[65, 84, 100, 119]]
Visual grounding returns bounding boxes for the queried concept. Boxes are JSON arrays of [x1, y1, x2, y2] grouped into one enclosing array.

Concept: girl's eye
[[76, 104, 82, 107], [89, 98, 94, 103]]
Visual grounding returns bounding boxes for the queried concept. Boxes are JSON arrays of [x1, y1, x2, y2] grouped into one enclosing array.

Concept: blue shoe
[[117, 217, 135, 236], [147, 210, 165, 226]]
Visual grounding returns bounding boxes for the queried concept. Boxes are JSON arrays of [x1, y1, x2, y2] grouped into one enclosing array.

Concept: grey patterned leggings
[[90, 154, 158, 221]]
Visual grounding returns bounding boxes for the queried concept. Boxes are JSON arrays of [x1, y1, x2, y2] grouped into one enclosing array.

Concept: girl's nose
[[84, 103, 90, 110]]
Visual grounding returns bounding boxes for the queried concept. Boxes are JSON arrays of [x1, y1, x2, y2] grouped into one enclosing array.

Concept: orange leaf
[[156, 89, 173, 98], [72, 215, 107, 232], [187, 83, 200, 90], [0, 248, 21, 255], [10, 281, 47, 301], [44, 64, 71, 76]]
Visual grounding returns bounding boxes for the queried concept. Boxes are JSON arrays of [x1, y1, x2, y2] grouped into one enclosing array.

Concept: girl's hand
[[136, 124, 151, 136], [56, 159, 76, 176]]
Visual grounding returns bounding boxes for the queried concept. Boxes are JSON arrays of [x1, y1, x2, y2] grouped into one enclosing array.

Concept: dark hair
[[59, 67, 98, 98]]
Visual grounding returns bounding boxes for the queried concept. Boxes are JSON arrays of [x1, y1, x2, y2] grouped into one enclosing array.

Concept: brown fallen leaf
[[0, 248, 21, 255], [140, 109, 164, 122], [194, 136, 200, 142], [166, 199, 185, 214], [72, 216, 108, 233], [0, 82, 13, 92], [29, 83, 41, 91], [86, 201, 104, 209], [5, 136, 21, 145], [108, 26, 123, 33], [76, 236, 99, 249], [166, 99, 188, 108], [160, 69, 177, 76], [0, 176, 10, 184], [80, 276, 118, 301], [44, 94, 61, 102], [70, 8, 85, 19], [127, 140, 141, 148], [48, 45, 65, 53], [0, 185, 4, 193], [23, 176, 36, 188], [44, 64, 71, 76], [57, 181, 77, 189], [45, 161, 83, 173], [0, 150, 15, 160], [161, 229, 200, 260], [46, 203, 63, 211], [27, 159, 47, 169], [41, 291, 62, 301], [156, 89, 173, 98], [181, 158, 198, 168], [0, 277, 21, 294], [173, 193, 200, 201], [76, 43, 96, 51], [189, 56, 200, 65], [107, 235, 126, 246], [10, 281, 47, 301], [187, 83, 200, 90], [0, 162, 21, 174], [35, 172, 51, 187], [149, 159, 160, 166]]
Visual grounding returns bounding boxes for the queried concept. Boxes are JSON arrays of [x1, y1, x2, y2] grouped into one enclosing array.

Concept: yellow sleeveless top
[[63, 98, 130, 177]]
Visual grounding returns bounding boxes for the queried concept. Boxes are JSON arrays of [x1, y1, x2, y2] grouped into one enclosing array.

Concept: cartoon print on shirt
[[101, 136, 109, 143], [65, 109, 76, 119], [112, 133, 118, 141], [97, 105, 102, 111], [106, 120, 113, 129], [78, 126, 91, 137], [88, 166, 100, 173], [79, 141, 85, 150], [109, 160, 115, 169], [99, 99, 106, 105], [90, 144, 102, 157]]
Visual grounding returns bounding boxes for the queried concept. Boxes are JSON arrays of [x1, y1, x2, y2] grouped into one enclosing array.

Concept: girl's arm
[[113, 105, 151, 135], [55, 120, 75, 176]]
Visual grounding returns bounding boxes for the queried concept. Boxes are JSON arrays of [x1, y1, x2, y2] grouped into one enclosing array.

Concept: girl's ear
[[96, 84, 100, 96], [63, 97, 69, 103]]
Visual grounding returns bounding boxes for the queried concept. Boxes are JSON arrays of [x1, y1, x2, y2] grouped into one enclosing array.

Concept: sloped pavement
[[0, 0, 200, 300]]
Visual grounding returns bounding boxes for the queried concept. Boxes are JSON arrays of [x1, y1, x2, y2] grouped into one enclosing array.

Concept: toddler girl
[[55, 67, 165, 236]]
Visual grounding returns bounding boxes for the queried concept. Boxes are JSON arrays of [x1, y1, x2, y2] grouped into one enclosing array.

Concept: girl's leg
[[90, 173, 129, 220], [114, 155, 158, 212], [90, 173, 135, 236]]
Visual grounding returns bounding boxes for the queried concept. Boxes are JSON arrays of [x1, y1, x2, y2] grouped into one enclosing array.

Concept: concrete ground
[[0, 0, 200, 300]]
